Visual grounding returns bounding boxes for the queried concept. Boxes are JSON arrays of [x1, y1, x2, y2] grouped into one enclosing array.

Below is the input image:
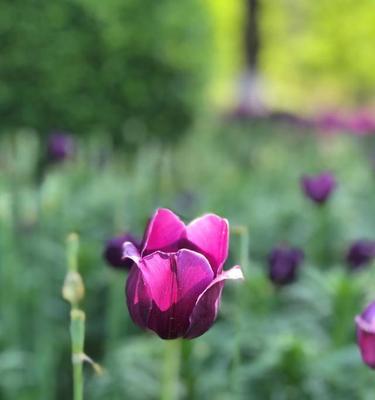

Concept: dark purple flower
[[268, 111, 313, 128], [346, 240, 375, 270], [268, 245, 304, 285], [124, 208, 243, 340], [104, 234, 140, 270], [47, 132, 75, 162], [301, 172, 337, 205], [355, 301, 375, 368]]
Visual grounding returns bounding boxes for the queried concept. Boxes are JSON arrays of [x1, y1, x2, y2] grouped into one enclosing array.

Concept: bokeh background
[[1, 1, 375, 399]]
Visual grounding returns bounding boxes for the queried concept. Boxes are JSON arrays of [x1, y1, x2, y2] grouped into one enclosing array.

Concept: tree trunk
[[245, 0, 260, 71], [234, 0, 265, 116]]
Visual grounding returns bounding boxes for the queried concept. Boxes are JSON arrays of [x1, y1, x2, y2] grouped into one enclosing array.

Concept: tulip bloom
[[124, 208, 243, 339], [355, 301, 375, 368], [301, 172, 336, 205], [47, 132, 75, 162], [268, 245, 304, 286], [346, 240, 375, 270], [348, 112, 375, 136], [316, 112, 345, 133], [104, 234, 140, 270]]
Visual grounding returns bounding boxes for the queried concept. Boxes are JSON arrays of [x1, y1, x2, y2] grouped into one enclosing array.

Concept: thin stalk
[[181, 340, 196, 400], [71, 309, 85, 400], [62, 234, 102, 400], [107, 272, 127, 349], [62, 234, 85, 400], [231, 225, 250, 395], [313, 203, 331, 266], [161, 339, 182, 400]]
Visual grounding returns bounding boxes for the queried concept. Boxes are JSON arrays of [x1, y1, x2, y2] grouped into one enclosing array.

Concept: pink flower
[[123, 208, 243, 339]]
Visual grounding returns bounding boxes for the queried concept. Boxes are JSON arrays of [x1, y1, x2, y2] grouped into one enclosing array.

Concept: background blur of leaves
[[0, 0, 211, 145], [2, 0, 375, 142], [1, 1, 375, 400]]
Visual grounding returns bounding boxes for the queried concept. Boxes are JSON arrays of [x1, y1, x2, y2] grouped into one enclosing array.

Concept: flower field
[[1, 119, 375, 399]]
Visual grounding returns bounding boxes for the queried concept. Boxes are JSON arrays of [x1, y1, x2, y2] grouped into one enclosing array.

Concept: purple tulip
[[47, 132, 75, 162], [355, 301, 375, 368], [104, 234, 140, 270], [301, 172, 337, 205], [346, 240, 375, 270], [124, 208, 244, 340], [347, 112, 375, 136], [268, 246, 304, 285], [316, 112, 346, 133]]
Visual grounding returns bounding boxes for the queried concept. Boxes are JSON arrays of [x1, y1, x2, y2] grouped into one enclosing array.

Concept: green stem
[[161, 339, 181, 400], [181, 340, 195, 400], [62, 234, 86, 400], [231, 225, 249, 394], [71, 309, 85, 400], [239, 227, 250, 275], [107, 272, 127, 349], [313, 204, 331, 266]]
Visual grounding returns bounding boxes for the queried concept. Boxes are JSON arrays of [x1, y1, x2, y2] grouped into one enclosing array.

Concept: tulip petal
[[184, 265, 244, 339], [123, 241, 142, 264], [126, 266, 152, 329], [355, 315, 375, 334], [141, 249, 214, 339], [356, 326, 375, 368], [142, 208, 186, 256], [186, 214, 229, 275]]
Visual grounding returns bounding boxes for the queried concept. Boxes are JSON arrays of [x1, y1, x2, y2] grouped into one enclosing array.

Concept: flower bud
[[346, 240, 375, 270], [62, 271, 85, 305], [268, 245, 304, 286], [103, 233, 140, 270], [47, 132, 75, 162], [301, 172, 336, 205]]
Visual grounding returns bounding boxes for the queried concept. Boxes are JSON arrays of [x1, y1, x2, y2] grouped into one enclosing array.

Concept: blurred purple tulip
[[268, 245, 304, 285], [346, 240, 375, 270], [124, 208, 243, 339], [47, 132, 75, 162], [301, 172, 337, 205], [316, 112, 346, 133], [355, 301, 375, 368], [347, 112, 375, 136], [104, 233, 140, 270]]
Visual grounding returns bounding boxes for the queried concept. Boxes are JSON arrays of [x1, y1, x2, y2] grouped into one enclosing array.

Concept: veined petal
[[141, 249, 214, 339], [186, 214, 229, 275], [142, 208, 186, 256], [126, 266, 152, 329], [123, 241, 141, 264], [355, 316, 375, 334], [184, 265, 244, 339]]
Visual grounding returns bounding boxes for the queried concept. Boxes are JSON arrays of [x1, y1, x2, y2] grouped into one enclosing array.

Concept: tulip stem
[[161, 339, 181, 400], [231, 225, 249, 393]]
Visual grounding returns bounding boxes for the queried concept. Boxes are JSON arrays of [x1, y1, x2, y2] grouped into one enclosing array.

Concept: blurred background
[[1, 0, 375, 399]]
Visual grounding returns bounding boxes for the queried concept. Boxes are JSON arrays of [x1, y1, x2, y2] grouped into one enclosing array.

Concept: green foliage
[[0, 0, 211, 144], [261, 0, 375, 109], [1, 122, 375, 399]]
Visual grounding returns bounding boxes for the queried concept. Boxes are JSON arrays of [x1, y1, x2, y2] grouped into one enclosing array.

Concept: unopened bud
[[62, 271, 85, 305]]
